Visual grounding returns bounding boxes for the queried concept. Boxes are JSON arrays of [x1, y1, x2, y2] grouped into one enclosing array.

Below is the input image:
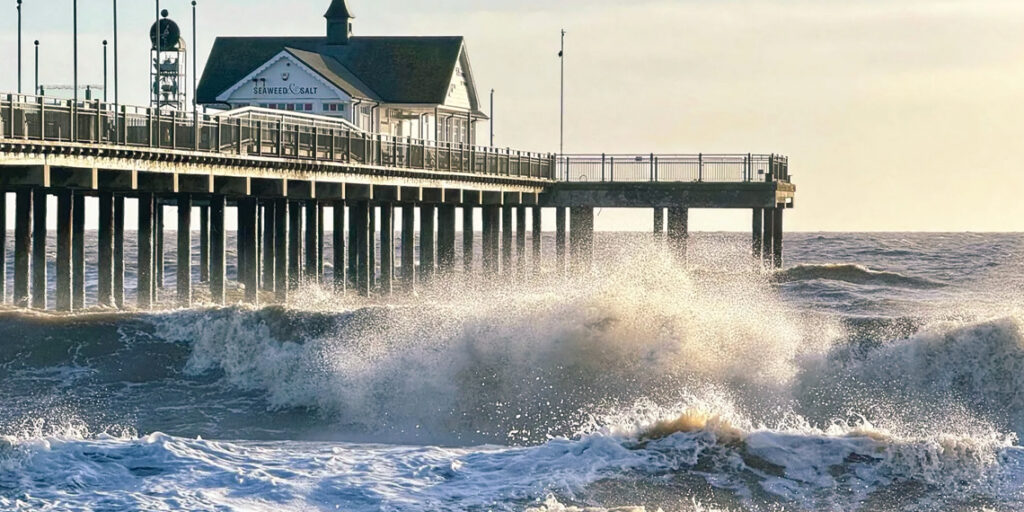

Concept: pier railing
[[1, 93, 556, 181], [557, 153, 789, 183]]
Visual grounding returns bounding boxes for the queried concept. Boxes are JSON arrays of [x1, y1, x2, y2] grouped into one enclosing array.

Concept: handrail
[[556, 153, 790, 184], [0, 92, 557, 182]]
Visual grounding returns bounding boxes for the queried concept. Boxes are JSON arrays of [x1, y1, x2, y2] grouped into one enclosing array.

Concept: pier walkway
[[1, 93, 794, 311]]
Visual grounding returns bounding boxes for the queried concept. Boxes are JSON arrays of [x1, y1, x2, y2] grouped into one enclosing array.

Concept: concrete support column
[[73, 193, 85, 310], [305, 200, 319, 283], [199, 205, 209, 283], [379, 203, 395, 295], [462, 206, 474, 274], [209, 195, 226, 305], [176, 194, 192, 307], [353, 201, 371, 296], [137, 192, 155, 309], [372, 205, 380, 290], [400, 204, 416, 292], [155, 204, 165, 290], [654, 208, 665, 237], [515, 206, 527, 278], [437, 205, 456, 274], [569, 206, 594, 273], [667, 207, 689, 262], [318, 205, 325, 279], [273, 199, 288, 303], [55, 190, 73, 312], [752, 208, 763, 265], [531, 207, 542, 269], [772, 207, 784, 269], [0, 192, 5, 302], [97, 192, 114, 307], [235, 203, 246, 286], [348, 204, 359, 291], [501, 205, 513, 275], [14, 188, 32, 308], [240, 198, 259, 304], [481, 205, 498, 275], [761, 207, 774, 267], [555, 207, 567, 275], [332, 202, 346, 293], [31, 188, 47, 309], [114, 195, 125, 308], [288, 201, 302, 290], [262, 201, 276, 292], [419, 204, 435, 282]]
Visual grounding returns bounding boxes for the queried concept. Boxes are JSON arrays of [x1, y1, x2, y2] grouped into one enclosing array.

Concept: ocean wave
[[774, 264, 945, 289]]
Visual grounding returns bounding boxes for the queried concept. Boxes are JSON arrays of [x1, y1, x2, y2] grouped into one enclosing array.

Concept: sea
[[2, 231, 1024, 511]]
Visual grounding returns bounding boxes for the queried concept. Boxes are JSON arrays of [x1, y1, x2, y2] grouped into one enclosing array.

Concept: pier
[[0, 93, 794, 311]]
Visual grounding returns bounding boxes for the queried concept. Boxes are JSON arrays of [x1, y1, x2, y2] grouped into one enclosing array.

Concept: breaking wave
[[774, 263, 945, 289]]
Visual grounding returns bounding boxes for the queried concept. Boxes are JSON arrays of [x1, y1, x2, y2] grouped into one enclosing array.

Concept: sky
[[2, 0, 1024, 232]]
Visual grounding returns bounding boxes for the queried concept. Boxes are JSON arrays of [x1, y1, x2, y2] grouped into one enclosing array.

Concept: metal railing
[[0, 93, 557, 181], [557, 153, 790, 183]]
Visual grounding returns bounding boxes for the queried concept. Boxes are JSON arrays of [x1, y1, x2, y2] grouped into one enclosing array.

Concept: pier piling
[[55, 190, 72, 312], [14, 188, 31, 308], [274, 199, 289, 303], [353, 201, 370, 296], [114, 195, 125, 308], [555, 207, 566, 274], [516, 206, 526, 279], [772, 207, 784, 269], [73, 193, 85, 310], [761, 207, 774, 269], [209, 195, 226, 305], [501, 205, 513, 274], [667, 207, 689, 262], [531, 207, 541, 270], [482, 205, 498, 275], [137, 193, 155, 309], [241, 198, 259, 304], [420, 205, 435, 281], [97, 192, 114, 307], [288, 201, 302, 290], [752, 208, 763, 265], [380, 203, 394, 295], [31, 188, 46, 309], [332, 202, 345, 293], [177, 193, 192, 307], [262, 201, 276, 292], [401, 204, 416, 291], [569, 207, 594, 272], [654, 208, 665, 237], [305, 200, 319, 283], [462, 206, 474, 274], [438, 205, 456, 274], [155, 205, 164, 290], [199, 205, 209, 283]]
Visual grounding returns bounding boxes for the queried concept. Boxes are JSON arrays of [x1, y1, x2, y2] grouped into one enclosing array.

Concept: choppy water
[[3, 232, 1024, 511]]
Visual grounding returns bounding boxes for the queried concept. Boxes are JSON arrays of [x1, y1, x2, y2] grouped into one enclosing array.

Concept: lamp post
[[33, 40, 38, 95], [103, 40, 108, 102], [559, 29, 565, 156], [489, 89, 494, 147], [17, 0, 22, 94], [192, 0, 197, 112], [73, 0, 78, 103], [113, 0, 118, 107]]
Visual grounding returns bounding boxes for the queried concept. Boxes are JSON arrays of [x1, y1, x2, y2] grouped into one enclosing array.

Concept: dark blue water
[[2, 232, 1024, 511]]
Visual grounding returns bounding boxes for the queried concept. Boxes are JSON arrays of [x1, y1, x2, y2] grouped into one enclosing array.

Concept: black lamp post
[[33, 40, 38, 95], [192, 0, 197, 112], [103, 40, 108, 102], [73, 0, 78, 103], [17, 0, 22, 94], [113, 0, 118, 107]]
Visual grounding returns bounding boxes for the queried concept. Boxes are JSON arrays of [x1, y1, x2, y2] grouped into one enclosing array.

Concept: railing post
[[277, 120, 284, 157], [312, 126, 319, 160], [171, 110, 178, 148], [147, 107, 154, 148], [215, 116, 222, 152], [96, 100, 103, 143], [698, 153, 704, 182], [329, 128, 336, 161], [194, 110, 200, 152], [38, 97, 46, 140], [345, 130, 352, 163], [236, 118, 243, 154], [655, 156, 659, 181], [5, 94, 13, 138]]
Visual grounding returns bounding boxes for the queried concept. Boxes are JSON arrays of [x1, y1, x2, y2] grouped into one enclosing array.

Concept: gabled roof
[[197, 36, 470, 107]]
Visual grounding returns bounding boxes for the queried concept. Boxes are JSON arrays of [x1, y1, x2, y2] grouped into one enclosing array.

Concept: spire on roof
[[325, 0, 353, 21], [325, 0, 354, 45]]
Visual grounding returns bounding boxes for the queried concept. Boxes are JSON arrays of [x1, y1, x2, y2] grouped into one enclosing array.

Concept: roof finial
[[325, 0, 353, 21]]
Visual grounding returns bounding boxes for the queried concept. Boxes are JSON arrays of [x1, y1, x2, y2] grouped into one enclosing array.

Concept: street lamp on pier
[[103, 40, 108, 102], [17, 0, 23, 94], [34, 40, 39, 95]]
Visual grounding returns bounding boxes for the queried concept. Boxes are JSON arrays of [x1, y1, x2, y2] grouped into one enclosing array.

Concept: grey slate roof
[[196, 36, 467, 106]]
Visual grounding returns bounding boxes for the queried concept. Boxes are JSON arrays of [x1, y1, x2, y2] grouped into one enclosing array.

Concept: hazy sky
[[2, 0, 1023, 232]]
